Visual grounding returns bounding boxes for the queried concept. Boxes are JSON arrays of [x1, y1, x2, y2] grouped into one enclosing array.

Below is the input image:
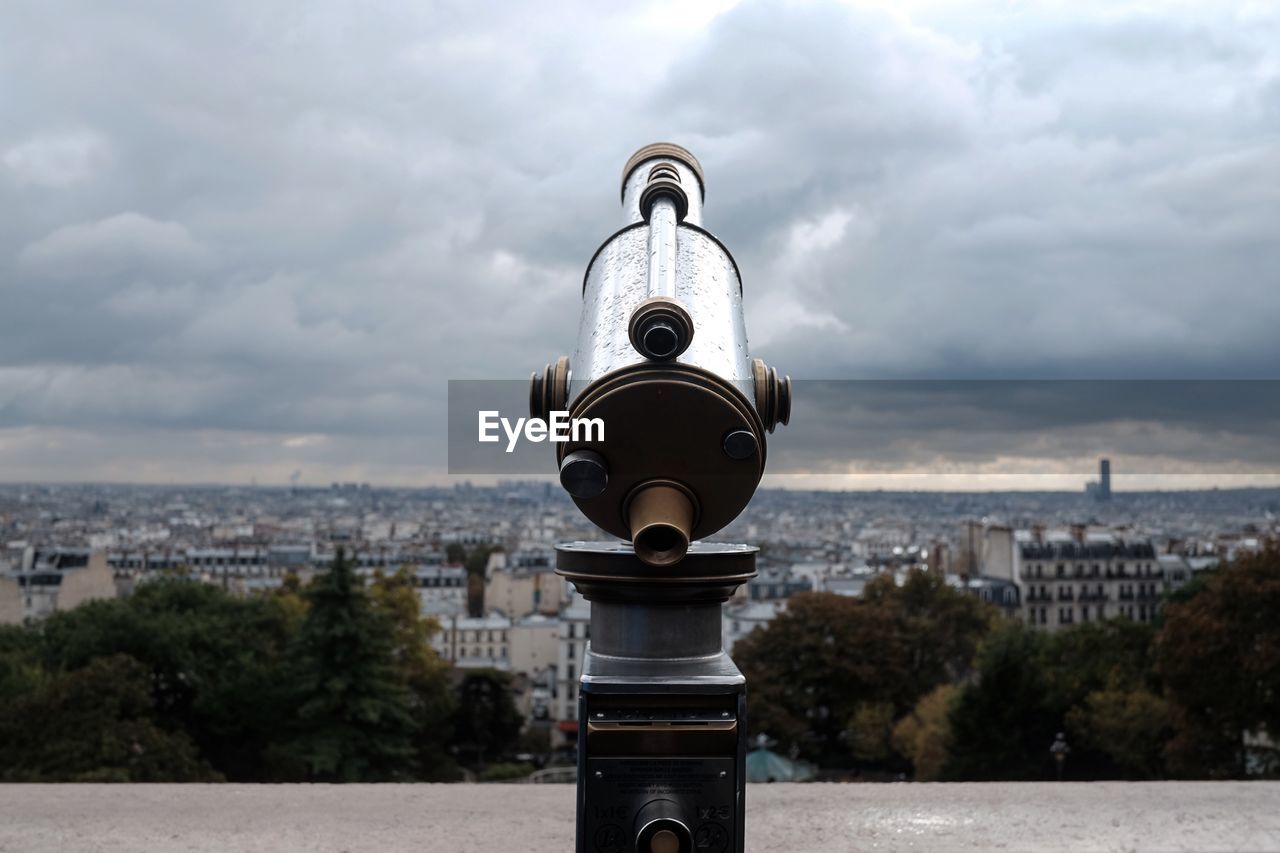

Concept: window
[[1081, 605, 1090, 621], [1056, 564, 1065, 578], [567, 643, 575, 660]]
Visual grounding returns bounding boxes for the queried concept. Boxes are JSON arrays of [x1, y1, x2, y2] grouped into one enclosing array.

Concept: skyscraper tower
[[1100, 458, 1112, 500]]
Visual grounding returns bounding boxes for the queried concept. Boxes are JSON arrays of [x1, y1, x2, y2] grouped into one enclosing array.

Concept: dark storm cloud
[[1, 0, 1278, 484]]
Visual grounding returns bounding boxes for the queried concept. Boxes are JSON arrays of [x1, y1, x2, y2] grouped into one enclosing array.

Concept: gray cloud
[[1, 0, 1277, 485]]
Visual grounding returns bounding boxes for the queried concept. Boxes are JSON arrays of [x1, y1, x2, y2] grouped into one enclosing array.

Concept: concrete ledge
[[0, 783, 1276, 852]]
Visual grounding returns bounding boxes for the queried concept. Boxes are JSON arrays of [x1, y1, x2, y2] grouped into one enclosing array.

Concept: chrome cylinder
[[590, 601, 722, 659], [533, 144, 790, 559], [569, 149, 752, 397]]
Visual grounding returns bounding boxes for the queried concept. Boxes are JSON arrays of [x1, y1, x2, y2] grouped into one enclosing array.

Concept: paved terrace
[[0, 783, 1276, 852]]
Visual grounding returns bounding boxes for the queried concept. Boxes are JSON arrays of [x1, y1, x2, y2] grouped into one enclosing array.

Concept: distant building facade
[[1015, 534, 1163, 630], [415, 565, 466, 617], [432, 613, 512, 670], [556, 599, 590, 723], [485, 549, 565, 618], [0, 548, 116, 624]]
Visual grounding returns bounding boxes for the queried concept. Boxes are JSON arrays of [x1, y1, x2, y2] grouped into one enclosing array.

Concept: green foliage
[[0, 550, 469, 782], [946, 616, 1165, 780], [892, 684, 956, 781], [369, 566, 458, 779], [846, 701, 895, 763], [0, 654, 217, 782], [864, 569, 997, 697], [1040, 618, 1159, 708], [1157, 546, 1280, 778], [944, 622, 1056, 780], [281, 548, 421, 781], [1066, 687, 1171, 779], [39, 578, 297, 781], [0, 625, 44, 699], [735, 571, 996, 768], [450, 669, 523, 768]]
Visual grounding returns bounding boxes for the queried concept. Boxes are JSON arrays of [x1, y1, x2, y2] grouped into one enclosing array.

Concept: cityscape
[[4, 464, 1276, 768]]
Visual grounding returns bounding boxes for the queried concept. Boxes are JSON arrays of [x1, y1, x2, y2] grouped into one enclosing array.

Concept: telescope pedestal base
[[557, 541, 754, 853], [576, 651, 747, 853]]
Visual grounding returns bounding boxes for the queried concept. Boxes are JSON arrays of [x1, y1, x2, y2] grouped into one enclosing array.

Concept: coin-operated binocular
[[532, 144, 790, 853]]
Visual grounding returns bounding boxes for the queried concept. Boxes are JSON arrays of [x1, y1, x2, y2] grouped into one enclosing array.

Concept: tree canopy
[[0, 549, 519, 782], [735, 570, 996, 768]]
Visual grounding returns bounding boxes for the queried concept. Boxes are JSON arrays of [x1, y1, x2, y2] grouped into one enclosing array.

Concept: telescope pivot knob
[[752, 358, 792, 432], [529, 355, 569, 421], [559, 450, 608, 499]]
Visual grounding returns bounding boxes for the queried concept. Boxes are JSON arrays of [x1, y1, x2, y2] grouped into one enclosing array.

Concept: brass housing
[[557, 363, 766, 554], [627, 482, 696, 567], [529, 355, 569, 421]]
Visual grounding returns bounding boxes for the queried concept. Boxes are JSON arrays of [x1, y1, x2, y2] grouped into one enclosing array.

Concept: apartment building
[[1015, 533, 1163, 631]]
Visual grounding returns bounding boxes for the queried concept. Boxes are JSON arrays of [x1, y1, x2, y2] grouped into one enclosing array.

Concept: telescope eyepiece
[[639, 319, 678, 360], [628, 483, 695, 567], [629, 298, 693, 362]]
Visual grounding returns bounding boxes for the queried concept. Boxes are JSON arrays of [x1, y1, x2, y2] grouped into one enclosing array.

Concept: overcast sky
[[3, 0, 1278, 489]]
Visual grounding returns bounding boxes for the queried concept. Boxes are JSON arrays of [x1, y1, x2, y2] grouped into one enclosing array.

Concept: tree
[[1042, 619, 1163, 779], [1040, 618, 1158, 712], [1157, 546, 1280, 778], [0, 624, 43, 699], [864, 570, 996, 700], [450, 669, 523, 769], [39, 578, 298, 781], [892, 684, 956, 781], [0, 655, 217, 782], [736, 593, 904, 765], [944, 623, 1057, 780], [369, 566, 458, 779], [735, 573, 995, 768], [847, 701, 896, 763], [945, 614, 1169, 781], [462, 545, 499, 617], [1066, 687, 1171, 780], [282, 548, 420, 781]]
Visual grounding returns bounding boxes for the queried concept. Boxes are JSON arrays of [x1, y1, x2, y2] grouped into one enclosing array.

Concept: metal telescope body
[[533, 144, 790, 853]]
